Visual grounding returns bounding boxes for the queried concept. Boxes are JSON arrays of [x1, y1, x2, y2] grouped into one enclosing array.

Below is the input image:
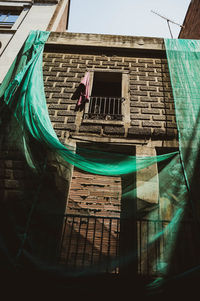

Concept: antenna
[[151, 10, 184, 39]]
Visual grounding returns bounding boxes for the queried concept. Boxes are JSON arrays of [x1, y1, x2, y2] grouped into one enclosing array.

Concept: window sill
[[0, 28, 16, 33], [82, 118, 124, 126]]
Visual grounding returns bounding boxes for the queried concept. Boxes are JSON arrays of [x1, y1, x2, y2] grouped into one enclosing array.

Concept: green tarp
[[165, 38, 200, 220]]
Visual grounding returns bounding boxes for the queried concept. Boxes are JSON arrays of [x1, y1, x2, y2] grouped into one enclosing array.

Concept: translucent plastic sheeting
[[161, 38, 200, 294], [165, 39, 200, 194]]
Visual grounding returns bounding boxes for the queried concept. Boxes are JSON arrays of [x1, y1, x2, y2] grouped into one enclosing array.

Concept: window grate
[[84, 96, 124, 121]]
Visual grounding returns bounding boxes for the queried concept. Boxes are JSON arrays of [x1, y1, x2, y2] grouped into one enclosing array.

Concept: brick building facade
[[1, 32, 183, 281], [3, 32, 200, 299], [44, 33, 177, 142]]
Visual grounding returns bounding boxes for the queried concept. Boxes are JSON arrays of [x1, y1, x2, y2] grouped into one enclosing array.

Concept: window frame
[[0, 10, 20, 28], [82, 69, 130, 125], [0, 4, 30, 55], [0, 4, 30, 31]]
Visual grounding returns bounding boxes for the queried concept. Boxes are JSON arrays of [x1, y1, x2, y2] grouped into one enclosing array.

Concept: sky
[[68, 0, 191, 38]]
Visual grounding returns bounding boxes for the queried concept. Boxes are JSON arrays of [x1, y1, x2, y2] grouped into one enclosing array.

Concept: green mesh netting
[[0, 31, 199, 297], [165, 38, 200, 193], [0, 30, 177, 175], [163, 38, 200, 293]]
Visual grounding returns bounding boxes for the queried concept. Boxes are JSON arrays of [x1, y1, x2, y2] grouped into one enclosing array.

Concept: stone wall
[[1, 33, 179, 218], [43, 49, 177, 141], [42, 32, 178, 220], [0, 33, 180, 275]]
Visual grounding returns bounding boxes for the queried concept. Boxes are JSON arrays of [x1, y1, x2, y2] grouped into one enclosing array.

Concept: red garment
[[77, 72, 90, 106]]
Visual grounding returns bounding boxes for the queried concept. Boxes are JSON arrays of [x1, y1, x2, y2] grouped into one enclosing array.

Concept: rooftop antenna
[[151, 10, 184, 39]]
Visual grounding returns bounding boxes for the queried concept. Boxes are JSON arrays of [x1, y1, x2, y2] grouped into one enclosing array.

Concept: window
[[0, 10, 20, 28], [84, 72, 125, 121]]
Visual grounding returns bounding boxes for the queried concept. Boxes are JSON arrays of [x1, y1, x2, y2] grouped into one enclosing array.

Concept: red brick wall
[[179, 0, 200, 39], [59, 168, 121, 270], [67, 168, 121, 217]]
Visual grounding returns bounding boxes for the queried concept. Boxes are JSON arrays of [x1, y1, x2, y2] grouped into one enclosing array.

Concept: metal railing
[[137, 218, 200, 276], [58, 214, 120, 273], [55, 215, 200, 277], [84, 96, 124, 120]]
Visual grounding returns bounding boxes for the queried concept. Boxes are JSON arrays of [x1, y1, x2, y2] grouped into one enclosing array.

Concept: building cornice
[[46, 32, 165, 55]]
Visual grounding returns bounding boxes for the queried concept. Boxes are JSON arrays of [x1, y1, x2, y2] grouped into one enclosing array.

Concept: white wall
[[0, 2, 57, 83], [0, 32, 13, 56]]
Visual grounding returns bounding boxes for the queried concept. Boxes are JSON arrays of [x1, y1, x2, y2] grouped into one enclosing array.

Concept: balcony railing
[[58, 214, 120, 274], [55, 215, 200, 277], [83, 96, 124, 121]]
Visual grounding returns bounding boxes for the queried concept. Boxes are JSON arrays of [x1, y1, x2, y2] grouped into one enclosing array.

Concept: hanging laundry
[[72, 72, 90, 111]]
